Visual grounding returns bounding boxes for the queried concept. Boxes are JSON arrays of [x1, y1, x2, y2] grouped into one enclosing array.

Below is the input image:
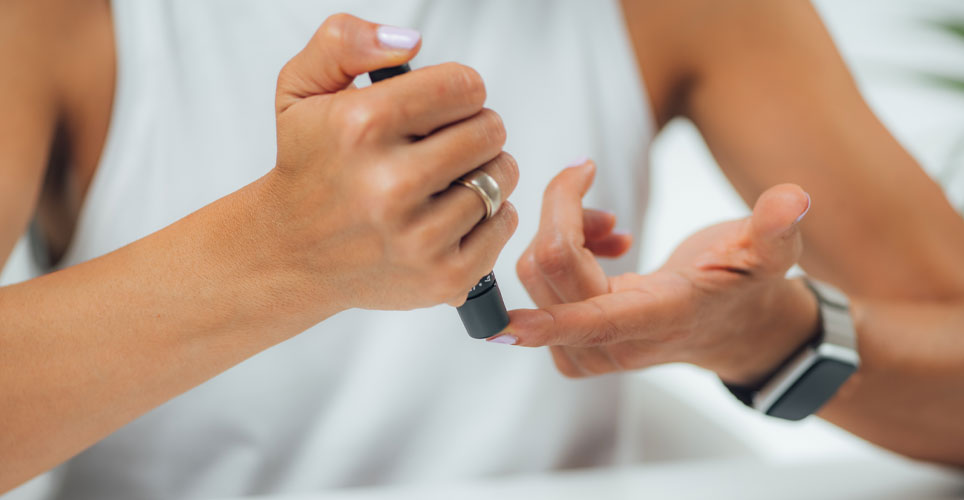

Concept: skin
[[0, 9, 519, 491], [500, 0, 964, 468], [1, 0, 962, 492]]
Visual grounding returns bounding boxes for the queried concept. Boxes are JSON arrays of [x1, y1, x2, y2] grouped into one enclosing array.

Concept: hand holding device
[[370, 64, 512, 339], [268, 14, 518, 317]]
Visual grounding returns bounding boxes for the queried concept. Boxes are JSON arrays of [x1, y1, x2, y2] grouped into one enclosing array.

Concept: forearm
[[705, 96, 964, 300], [679, 0, 964, 299], [0, 175, 336, 491], [818, 299, 964, 467]]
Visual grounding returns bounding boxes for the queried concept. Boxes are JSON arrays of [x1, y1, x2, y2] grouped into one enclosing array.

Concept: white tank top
[[8, 1, 753, 498]]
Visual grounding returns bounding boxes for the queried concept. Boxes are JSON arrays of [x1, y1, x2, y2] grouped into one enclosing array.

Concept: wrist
[[223, 174, 348, 336], [714, 278, 820, 386]]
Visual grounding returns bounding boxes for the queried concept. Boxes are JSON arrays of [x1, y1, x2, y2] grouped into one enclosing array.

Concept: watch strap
[[722, 278, 859, 420]]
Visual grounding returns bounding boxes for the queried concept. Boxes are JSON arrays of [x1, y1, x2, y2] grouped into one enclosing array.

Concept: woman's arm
[[505, 0, 964, 466], [821, 298, 964, 465], [641, 0, 964, 462], [624, 0, 964, 299], [0, 14, 519, 492], [504, 166, 964, 467]]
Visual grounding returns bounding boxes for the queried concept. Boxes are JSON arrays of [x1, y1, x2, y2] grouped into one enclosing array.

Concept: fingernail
[[486, 334, 518, 345], [793, 192, 812, 225], [566, 156, 590, 168], [376, 25, 421, 50]]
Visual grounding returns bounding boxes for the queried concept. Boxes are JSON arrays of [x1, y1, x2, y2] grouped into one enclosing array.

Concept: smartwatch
[[724, 278, 860, 421]]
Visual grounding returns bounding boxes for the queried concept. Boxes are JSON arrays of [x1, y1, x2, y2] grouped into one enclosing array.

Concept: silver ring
[[453, 169, 503, 221]]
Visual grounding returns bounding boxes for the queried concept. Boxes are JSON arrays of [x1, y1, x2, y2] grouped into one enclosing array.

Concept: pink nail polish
[[487, 334, 518, 345], [566, 156, 590, 168], [376, 26, 421, 50], [794, 192, 812, 225]]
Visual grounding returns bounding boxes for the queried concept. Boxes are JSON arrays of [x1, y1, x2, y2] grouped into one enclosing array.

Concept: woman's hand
[[499, 160, 816, 385], [263, 14, 519, 313]]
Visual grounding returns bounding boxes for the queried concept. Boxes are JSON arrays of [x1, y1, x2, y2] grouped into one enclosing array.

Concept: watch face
[[765, 359, 857, 421]]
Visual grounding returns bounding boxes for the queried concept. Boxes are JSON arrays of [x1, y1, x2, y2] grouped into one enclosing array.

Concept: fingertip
[[583, 209, 617, 239], [586, 231, 634, 258], [574, 160, 596, 184], [375, 24, 422, 52], [547, 158, 596, 199], [752, 184, 811, 236], [565, 156, 591, 168], [503, 309, 552, 347], [500, 201, 519, 233], [485, 333, 519, 345], [612, 231, 634, 254], [794, 191, 812, 225]]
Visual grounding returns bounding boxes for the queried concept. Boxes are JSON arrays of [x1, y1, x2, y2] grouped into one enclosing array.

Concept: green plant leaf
[[918, 73, 964, 92]]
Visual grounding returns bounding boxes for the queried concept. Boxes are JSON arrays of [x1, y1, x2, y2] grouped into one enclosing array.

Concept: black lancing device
[[368, 63, 510, 339]]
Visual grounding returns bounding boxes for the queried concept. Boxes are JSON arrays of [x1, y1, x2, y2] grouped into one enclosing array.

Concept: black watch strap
[[722, 325, 820, 407], [721, 278, 859, 420]]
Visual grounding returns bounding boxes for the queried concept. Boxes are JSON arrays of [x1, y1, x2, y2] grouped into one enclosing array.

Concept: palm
[[510, 162, 810, 380]]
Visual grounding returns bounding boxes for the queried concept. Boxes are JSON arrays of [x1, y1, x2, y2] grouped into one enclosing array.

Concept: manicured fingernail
[[794, 192, 812, 225], [487, 334, 518, 345], [566, 156, 590, 168], [376, 25, 421, 50]]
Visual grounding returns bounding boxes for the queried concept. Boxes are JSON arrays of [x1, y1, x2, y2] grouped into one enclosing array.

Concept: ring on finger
[[453, 168, 503, 221]]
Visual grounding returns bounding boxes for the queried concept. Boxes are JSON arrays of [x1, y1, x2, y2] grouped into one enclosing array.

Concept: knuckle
[[533, 236, 576, 279], [318, 13, 352, 46], [606, 347, 638, 372], [495, 152, 519, 189], [495, 201, 519, 234], [477, 109, 507, 148], [444, 63, 486, 107], [516, 252, 540, 285], [581, 358, 612, 376], [277, 59, 297, 86], [585, 317, 620, 346], [552, 356, 584, 379], [333, 98, 386, 145], [362, 173, 412, 222]]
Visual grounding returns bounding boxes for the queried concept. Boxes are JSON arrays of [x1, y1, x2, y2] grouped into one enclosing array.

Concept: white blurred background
[[2, 0, 962, 468], [637, 0, 964, 463]]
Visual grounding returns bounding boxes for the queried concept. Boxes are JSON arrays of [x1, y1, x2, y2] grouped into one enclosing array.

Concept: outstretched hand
[[497, 159, 818, 385]]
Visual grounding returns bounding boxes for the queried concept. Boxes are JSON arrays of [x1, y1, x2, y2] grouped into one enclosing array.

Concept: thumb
[[276, 13, 421, 113], [746, 183, 811, 275]]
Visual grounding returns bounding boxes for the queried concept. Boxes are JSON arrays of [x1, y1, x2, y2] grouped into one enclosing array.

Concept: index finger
[[532, 160, 609, 302], [538, 160, 595, 245], [365, 62, 488, 137], [502, 272, 694, 348]]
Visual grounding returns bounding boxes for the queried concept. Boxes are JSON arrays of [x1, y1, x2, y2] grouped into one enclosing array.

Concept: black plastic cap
[[457, 279, 510, 339], [369, 64, 412, 83]]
